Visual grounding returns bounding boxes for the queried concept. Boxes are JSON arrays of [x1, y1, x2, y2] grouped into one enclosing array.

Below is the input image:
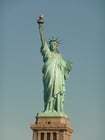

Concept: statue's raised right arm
[[37, 15, 46, 47]]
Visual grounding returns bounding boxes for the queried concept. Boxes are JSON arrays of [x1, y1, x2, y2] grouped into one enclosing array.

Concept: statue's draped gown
[[41, 42, 72, 112]]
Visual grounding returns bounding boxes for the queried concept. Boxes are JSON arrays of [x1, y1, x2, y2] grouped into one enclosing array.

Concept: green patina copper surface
[[37, 15, 72, 116]]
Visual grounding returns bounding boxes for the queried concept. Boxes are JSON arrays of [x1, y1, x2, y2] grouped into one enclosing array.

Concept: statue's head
[[49, 38, 61, 53]]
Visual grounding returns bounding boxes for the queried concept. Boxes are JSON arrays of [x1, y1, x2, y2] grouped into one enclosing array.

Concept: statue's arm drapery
[[38, 23, 46, 47], [37, 16, 50, 60], [37, 16, 48, 47]]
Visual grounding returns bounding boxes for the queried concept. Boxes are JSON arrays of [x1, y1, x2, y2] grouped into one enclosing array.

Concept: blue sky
[[0, 0, 105, 140]]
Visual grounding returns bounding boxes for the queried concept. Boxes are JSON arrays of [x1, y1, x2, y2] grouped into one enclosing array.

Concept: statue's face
[[50, 41, 58, 52]]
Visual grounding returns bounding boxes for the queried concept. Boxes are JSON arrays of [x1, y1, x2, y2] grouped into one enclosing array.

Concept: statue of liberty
[[37, 15, 72, 113]]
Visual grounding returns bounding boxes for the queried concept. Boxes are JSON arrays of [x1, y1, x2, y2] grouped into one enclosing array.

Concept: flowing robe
[[41, 42, 72, 112]]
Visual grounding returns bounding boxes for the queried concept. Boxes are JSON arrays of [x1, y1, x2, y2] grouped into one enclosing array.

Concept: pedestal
[[30, 115, 73, 140]]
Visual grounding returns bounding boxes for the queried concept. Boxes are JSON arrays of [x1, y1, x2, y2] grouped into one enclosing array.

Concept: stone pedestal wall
[[30, 116, 73, 140]]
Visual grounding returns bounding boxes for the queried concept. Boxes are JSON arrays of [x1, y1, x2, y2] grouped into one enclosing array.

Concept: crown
[[49, 37, 62, 45]]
